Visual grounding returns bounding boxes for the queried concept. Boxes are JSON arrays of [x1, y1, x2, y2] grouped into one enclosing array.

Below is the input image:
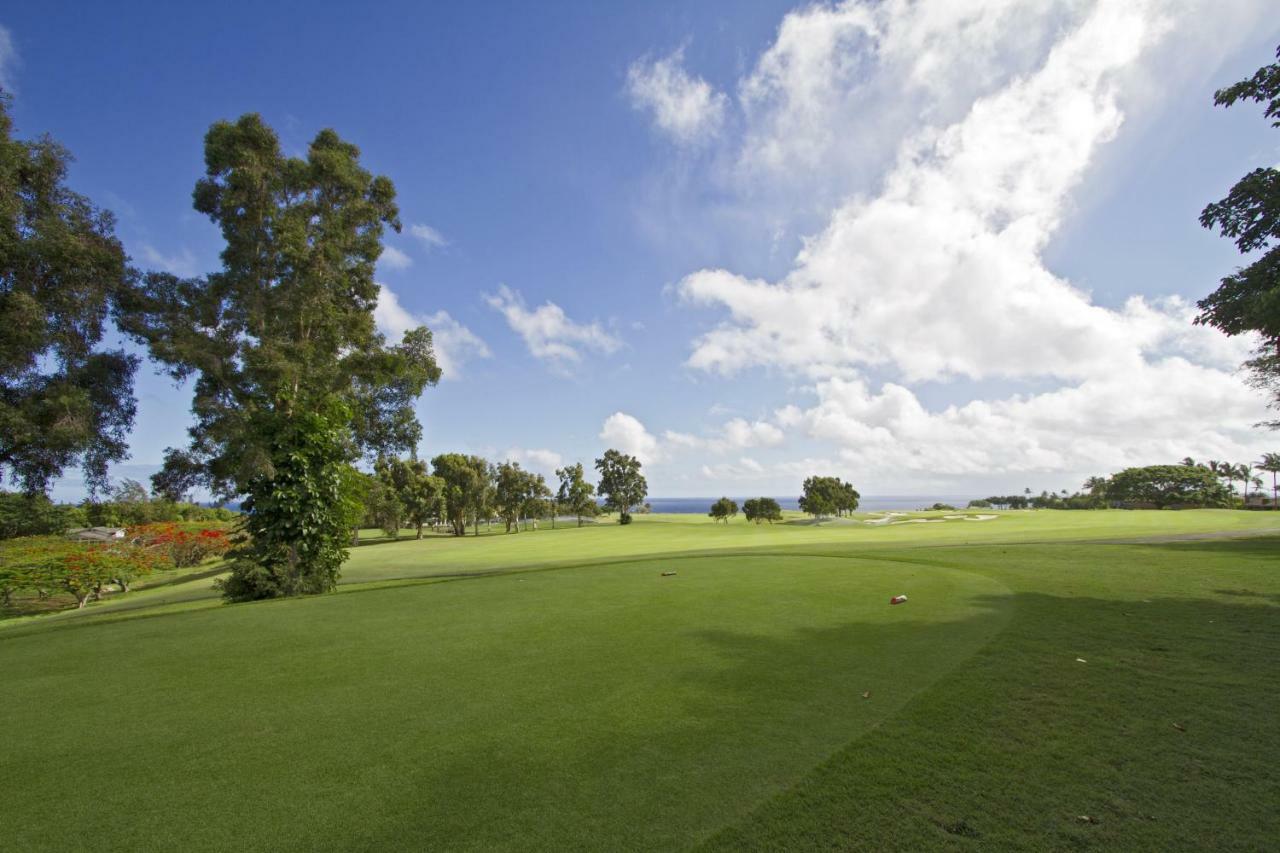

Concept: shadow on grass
[[698, 588, 1280, 852]]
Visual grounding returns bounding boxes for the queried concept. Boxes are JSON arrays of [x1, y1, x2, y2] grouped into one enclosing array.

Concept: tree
[[1257, 452, 1280, 508], [0, 94, 137, 496], [384, 458, 444, 539], [521, 474, 552, 530], [119, 115, 440, 599], [555, 463, 597, 527], [493, 461, 542, 533], [1104, 465, 1232, 509], [799, 476, 860, 519], [432, 453, 490, 536], [1196, 44, 1280, 427], [708, 497, 738, 523], [0, 492, 83, 539], [365, 463, 405, 538], [595, 450, 647, 525], [742, 497, 783, 524]]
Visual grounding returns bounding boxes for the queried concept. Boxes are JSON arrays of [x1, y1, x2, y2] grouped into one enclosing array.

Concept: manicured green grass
[[1, 511, 1277, 850]]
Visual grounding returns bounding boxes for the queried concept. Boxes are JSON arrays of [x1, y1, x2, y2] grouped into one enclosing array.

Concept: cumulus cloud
[[627, 48, 728, 146], [598, 412, 786, 469], [502, 447, 564, 475], [380, 245, 413, 270], [599, 412, 663, 465], [409, 223, 449, 251], [374, 285, 491, 379], [484, 285, 621, 368], [786, 362, 1266, 481], [663, 0, 1271, 487], [140, 244, 199, 277]]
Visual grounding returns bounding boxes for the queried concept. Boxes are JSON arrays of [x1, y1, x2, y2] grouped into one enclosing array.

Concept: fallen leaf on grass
[[1172, 722, 1186, 732], [1077, 815, 1098, 825], [1076, 658, 1087, 663], [862, 691, 871, 699]]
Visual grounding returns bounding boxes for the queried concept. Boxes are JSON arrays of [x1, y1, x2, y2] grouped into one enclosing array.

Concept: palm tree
[[1231, 463, 1250, 504], [1181, 457, 1199, 468], [1258, 453, 1280, 509]]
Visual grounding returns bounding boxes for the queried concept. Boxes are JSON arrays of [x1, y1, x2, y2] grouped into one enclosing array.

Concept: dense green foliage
[[798, 475, 859, 518], [1105, 464, 1232, 508], [708, 496, 738, 523], [0, 95, 137, 495], [218, 407, 362, 600], [1197, 43, 1280, 426], [120, 114, 440, 598], [555, 463, 597, 527], [595, 449, 647, 524], [431, 453, 491, 536], [742, 497, 783, 524], [492, 461, 551, 533]]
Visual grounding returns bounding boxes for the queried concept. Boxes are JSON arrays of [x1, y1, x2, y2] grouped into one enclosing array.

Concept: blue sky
[[4, 1, 1278, 500]]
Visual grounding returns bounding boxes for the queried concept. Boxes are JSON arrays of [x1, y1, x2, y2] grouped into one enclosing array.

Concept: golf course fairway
[[2, 510, 1277, 850]]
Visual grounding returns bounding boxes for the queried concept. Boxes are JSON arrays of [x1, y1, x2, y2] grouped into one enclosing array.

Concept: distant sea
[[644, 496, 978, 514]]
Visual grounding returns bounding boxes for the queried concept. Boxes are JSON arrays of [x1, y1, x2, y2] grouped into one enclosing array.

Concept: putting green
[[2, 554, 1010, 851]]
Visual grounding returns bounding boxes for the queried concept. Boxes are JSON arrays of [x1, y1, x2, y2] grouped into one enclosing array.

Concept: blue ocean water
[[643, 496, 978, 514]]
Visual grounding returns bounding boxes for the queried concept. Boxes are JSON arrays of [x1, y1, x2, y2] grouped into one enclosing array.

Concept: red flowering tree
[[129, 523, 232, 568]]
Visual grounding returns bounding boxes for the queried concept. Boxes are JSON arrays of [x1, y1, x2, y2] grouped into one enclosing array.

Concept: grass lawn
[[2, 511, 1277, 850]]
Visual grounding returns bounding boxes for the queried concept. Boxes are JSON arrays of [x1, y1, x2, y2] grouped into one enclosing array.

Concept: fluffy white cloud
[[139, 244, 199, 277], [374, 285, 491, 379], [599, 412, 663, 465], [0, 25, 18, 92], [485, 285, 621, 368], [409, 223, 449, 250], [502, 447, 564, 475], [627, 48, 728, 146], [785, 361, 1265, 481], [380, 245, 413, 270], [653, 0, 1275, 490]]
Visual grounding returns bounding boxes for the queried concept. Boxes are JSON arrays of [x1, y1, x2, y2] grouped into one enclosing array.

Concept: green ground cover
[[2, 510, 1277, 850]]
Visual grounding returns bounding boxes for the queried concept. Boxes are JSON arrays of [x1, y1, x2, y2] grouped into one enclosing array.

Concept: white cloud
[[599, 412, 663, 465], [699, 457, 766, 481], [502, 447, 564, 476], [786, 362, 1266, 481], [140, 244, 199, 277], [409, 223, 449, 251], [0, 25, 18, 93], [627, 48, 728, 146], [380, 245, 413, 270], [374, 285, 491, 379], [484, 285, 622, 368], [657, 0, 1274, 490]]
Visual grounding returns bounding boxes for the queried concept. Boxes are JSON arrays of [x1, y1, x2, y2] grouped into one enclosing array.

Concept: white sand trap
[[892, 518, 946, 524], [962, 514, 998, 521]]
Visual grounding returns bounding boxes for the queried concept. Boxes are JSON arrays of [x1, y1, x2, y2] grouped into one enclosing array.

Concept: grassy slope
[[12, 509, 1276, 629], [1, 512, 1277, 851]]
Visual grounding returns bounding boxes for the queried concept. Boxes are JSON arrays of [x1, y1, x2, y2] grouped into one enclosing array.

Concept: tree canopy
[[432, 453, 491, 536], [798, 476, 859, 518], [1104, 465, 1231, 509], [555, 463, 597, 527], [1196, 43, 1280, 427], [595, 449, 647, 524], [708, 497, 738, 523], [120, 114, 440, 598], [742, 497, 783, 524], [0, 94, 137, 495]]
